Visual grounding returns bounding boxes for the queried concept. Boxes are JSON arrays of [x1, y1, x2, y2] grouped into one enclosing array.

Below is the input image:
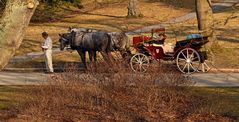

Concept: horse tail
[[121, 32, 132, 55], [106, 33, 113, 53], [125, 39, 132, 55]]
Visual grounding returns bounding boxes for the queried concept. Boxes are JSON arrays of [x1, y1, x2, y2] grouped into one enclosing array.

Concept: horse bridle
[[61, 37, 71, 49], [61, 37, 68, 42]]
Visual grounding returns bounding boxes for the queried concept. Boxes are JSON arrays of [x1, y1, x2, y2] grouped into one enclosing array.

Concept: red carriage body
[[130, 28, 211, 74], [133, 37, 165, 60]]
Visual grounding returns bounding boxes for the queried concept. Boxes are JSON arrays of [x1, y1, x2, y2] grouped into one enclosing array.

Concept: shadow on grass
[[5, 61, 85, 73], [62, 7, 126, 19], [145, 0, 196, 10], [191, 87, 239, 119]]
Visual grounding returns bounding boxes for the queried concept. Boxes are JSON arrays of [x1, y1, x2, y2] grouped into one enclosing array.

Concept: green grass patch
[[0, 86, 26, 110], [192, 87, 239, 117], [212, 46, 239, 69]]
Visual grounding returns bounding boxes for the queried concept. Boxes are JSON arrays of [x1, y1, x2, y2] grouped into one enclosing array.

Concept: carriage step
[[165, 53, 174, 56], [164, 53, 174, 58], [163, 57, 174, 60]]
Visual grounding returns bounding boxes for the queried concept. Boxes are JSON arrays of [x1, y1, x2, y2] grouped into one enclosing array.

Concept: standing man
[[41, 32, 54, 73]]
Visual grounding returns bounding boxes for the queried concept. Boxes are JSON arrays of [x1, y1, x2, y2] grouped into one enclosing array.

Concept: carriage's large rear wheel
[[130, 53, 150, 73], [176, 48, 201, 74]]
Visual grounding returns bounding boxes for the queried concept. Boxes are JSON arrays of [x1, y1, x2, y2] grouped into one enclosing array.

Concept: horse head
[[59, 33, 72, 51]]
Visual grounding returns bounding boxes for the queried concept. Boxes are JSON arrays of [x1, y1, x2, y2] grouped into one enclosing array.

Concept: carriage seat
[[151, 43, 174, 54], [146, 39, 164, 45]]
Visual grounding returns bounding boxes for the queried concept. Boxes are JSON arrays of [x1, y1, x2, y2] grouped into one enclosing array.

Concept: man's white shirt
[[42, 37, 52, 50]]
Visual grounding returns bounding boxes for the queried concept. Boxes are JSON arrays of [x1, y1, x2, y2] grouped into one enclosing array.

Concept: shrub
[[30, 0, 83, 23], [8, 61, 234, 121]]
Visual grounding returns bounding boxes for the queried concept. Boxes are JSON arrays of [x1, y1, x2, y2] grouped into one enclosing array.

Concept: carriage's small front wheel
[[130, 53, 150, 73], [176, 48, 201, 74]]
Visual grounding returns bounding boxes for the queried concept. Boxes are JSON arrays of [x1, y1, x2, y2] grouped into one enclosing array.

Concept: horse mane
[[70, 31, 76, 47]]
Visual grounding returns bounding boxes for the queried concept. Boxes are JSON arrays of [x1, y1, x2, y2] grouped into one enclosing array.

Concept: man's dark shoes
[[45, 72, 54, 74]]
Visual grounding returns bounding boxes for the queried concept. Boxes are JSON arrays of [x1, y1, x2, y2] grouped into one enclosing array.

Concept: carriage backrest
[[133, 36, 151, 45], [132, 28, 166, 46], [175, 36, 209, 49]]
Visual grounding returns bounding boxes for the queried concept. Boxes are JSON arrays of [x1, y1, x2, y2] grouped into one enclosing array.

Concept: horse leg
[[77, 50, 87, 69], [93, 51, 97, 62], [88, 51, 93, 62], [100, 51, 109, 62], [108, 52, 115, 61], [101, 51, 114, 64], [82, 51, 87, 69], [88, 51, 95, 71]]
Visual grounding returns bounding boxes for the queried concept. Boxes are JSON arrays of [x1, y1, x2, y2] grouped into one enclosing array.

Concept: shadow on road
[[4, 61, 85, 73]]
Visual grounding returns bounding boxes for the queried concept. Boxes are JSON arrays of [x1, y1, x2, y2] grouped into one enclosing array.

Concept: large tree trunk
[[195, 0, 214, 36], [127, 0, 142, 18], [0, 0, 39, 69]]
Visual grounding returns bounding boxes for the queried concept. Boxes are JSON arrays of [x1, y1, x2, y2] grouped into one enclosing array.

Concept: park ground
[[4, 0, 239, 69], [0, 0, 239, 121]]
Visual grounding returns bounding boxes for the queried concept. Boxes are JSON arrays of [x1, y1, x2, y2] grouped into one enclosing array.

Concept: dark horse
[[69, 27, 132, 58], [59, 31, 113, 68]]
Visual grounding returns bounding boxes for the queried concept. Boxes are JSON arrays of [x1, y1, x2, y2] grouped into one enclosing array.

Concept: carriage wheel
[[130, 53, 150, 73], [198, 50, 215, 73], [176, 48, 201, 74]]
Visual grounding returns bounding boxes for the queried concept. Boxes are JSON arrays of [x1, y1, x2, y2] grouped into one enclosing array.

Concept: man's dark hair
[[42, 32, 48, 37]]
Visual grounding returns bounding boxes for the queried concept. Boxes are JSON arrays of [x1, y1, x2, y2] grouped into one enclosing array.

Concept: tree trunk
[[0, 0, 39, 70], [127, 0, 142, 18], [195, 0, 214, 36]]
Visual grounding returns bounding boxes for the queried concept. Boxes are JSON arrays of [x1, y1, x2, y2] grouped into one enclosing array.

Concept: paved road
[[192, 73, 239, 87], [9, 48, 62, 63], [0, 72, 238, 86], [0, 72, 48, 85]]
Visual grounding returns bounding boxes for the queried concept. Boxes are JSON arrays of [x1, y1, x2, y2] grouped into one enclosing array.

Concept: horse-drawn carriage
[[130, 28, 212, 74]]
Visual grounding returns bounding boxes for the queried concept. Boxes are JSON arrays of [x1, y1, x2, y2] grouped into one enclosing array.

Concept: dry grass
[[2, 62, 234, 121], [212, 46, 239, 69], [15, 0, 190, 56]]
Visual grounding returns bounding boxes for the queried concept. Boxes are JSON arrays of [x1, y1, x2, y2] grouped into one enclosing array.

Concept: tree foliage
[[40, 0, 81, 7]]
